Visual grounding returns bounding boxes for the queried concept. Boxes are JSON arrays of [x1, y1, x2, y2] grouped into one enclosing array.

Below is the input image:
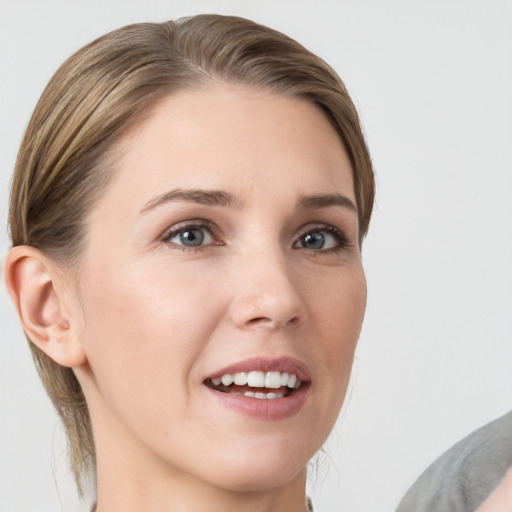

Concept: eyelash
[[161, 220, 350, 254], [294, 224, 350, 254], [161, 220, 220, 252]]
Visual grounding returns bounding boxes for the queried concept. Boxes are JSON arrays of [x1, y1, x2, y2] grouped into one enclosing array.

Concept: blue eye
[[301, 232, 326, 249], [294, 226, 347, 251], [165, 223, 215, 248]]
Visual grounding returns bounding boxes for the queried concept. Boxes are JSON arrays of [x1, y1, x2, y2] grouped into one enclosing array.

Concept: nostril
[[246, 315, 300, 327], [248, 317, 269, 324]]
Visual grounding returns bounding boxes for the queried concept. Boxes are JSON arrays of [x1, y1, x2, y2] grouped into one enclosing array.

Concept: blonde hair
[[8, 14, 375, 490]]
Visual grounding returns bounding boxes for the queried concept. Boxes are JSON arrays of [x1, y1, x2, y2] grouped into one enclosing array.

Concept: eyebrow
[[296, 193, 357, 213], [140, 188, 245, 213], [139, 188, 357, 214]]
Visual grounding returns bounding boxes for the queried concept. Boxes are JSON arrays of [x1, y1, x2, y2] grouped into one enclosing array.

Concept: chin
[[213, 463, 307, 494], [196, 439, 311, 493]]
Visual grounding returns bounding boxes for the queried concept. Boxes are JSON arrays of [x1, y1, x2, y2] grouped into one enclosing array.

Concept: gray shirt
[[396, 410, 512, 512]]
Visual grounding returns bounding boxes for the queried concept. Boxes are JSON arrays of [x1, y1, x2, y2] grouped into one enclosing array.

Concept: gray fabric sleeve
[[395, 410, 512, 512]]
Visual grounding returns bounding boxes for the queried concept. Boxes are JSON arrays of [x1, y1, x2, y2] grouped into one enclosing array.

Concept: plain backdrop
[[1, 1, 511, 511]]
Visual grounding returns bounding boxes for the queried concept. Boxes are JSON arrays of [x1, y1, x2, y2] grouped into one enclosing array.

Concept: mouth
[[204, 370, 302, 399], [202, 357, 310, 418]]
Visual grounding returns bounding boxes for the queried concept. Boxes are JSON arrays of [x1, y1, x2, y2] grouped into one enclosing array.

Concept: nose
[[228, 247, 307, 331]]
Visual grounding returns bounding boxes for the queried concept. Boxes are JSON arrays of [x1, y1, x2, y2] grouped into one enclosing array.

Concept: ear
[[4, 245, 87, 368]]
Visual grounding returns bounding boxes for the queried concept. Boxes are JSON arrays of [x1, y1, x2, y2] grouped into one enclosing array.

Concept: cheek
[[78, 257, 225, 406], [306, 264, 366, 397], [310, 263, 366, 346]]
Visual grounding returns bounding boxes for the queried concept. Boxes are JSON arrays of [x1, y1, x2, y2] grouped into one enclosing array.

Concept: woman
[[4, 14, 374, 511]]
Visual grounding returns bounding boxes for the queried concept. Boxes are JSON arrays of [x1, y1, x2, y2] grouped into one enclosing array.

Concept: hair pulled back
[[8, 14, 374, 490]]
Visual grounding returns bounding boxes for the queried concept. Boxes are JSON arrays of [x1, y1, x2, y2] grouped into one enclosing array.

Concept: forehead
[[95, 86, 354, 213]]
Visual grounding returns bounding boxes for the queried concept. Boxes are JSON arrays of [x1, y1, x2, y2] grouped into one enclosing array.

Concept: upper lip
[[205, 356, 311, 382]]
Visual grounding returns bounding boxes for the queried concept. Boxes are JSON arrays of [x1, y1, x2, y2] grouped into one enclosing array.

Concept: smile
[[203, 357, 310, 418], [205, 371, 301, 399]]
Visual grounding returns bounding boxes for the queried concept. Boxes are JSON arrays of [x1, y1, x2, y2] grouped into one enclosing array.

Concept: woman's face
[[73, 86, 367, 492]]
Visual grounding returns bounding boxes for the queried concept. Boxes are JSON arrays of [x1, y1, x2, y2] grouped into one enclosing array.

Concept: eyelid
[[159, 219, 350, 253], [293, 223, 350, 251], [161, 219, 222, 249]]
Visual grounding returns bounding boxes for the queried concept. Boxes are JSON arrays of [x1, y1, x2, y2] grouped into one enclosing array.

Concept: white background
[[1, 1, 511, 511]]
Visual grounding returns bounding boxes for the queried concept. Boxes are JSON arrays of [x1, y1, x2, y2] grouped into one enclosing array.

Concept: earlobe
[[4, 245, 86, 368]]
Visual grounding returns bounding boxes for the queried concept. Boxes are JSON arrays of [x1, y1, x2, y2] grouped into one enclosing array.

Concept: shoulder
[[395, 410, 512, 512]]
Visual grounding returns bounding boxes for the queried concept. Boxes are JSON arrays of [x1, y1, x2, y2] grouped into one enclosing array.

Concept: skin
[[475, 467, 512, 512], [6, 86, 367, 512]]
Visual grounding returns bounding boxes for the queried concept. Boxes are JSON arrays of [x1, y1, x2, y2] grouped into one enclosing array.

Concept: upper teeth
[[213, 371, 299, 389]]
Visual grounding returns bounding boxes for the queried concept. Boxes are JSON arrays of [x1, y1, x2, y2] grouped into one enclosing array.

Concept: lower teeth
[[244, 391, 284, 399]]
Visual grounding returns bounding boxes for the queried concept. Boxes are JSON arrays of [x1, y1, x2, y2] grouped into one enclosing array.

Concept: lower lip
[[205, 384, 310, 420]]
